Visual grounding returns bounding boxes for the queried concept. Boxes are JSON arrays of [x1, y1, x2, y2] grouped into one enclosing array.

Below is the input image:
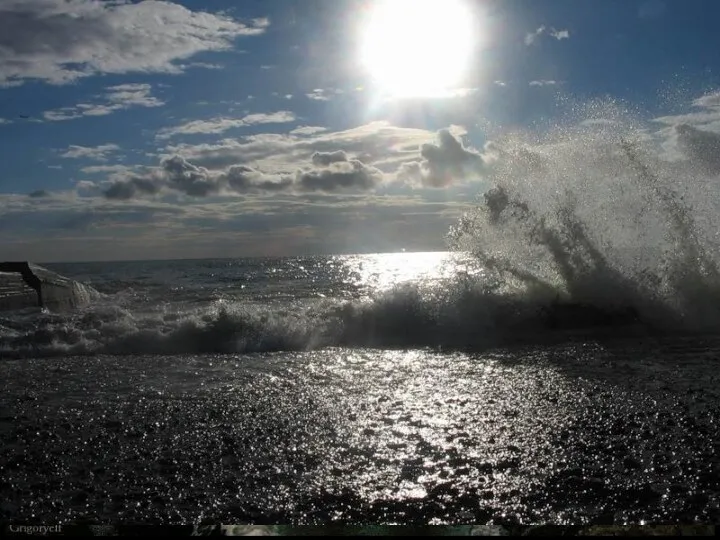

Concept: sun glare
[[359, 0, 476, 99]]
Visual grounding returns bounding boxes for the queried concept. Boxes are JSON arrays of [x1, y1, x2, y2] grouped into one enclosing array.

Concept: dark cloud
[[397, 161, 423, 184], [311, 150, 349, 167], [162, 156, 220, 197], [398, 129, 486, 188], [299, 160, 383, 192], [105, 157, 224, 200], [224, 165, 293, 193], [104, 177, 162, 201], [102, 127, 484, 200], [103, 156, 383, 199], [676, 124, 720, 173], [28, 189, 49, 198]]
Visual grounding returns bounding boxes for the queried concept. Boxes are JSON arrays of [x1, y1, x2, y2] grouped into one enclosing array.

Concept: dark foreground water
[[2, 336, 719, 525], [2, 252, 720, 525]]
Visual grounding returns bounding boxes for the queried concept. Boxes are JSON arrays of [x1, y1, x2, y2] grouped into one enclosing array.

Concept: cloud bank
[[101, 126, 484, 199], [102, 155, 385, 199], [0, 0, 268, 87]]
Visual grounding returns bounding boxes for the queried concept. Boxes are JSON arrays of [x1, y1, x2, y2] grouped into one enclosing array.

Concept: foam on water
[[3, 99, 720, 358]]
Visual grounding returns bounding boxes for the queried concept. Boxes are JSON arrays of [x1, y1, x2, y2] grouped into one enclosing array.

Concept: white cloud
[[525, 26, 545, 46], [104, 84, 165, 108], [75, 180, 99, 191], [157, 119, 246, 139], [655, 91, 720, 132], [180, 62, 223, 71], [306, 89, 332, 101], [156, 111, 298, 139], [162, 121, 445, 173], [549, 29, 570, 40], [0, 118, 12, 124], [80, 165, 133, 175], [290, 126, 327, 136], [693, 91, 720, 110], [43, 108, 82, 122], [529, 80, 559, 87], [0, 0, 269, 87], [437, 88, 479, 98], [43, 83, 164, 122], [61, 144, 121, 161], [653, 90, 720, 166], [494, 81, 507, 87], [525, 26, 571, 46], [242, 111, 297, 125]]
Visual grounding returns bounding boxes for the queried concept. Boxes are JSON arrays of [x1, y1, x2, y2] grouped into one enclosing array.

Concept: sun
[[359, 0, 476, 99]]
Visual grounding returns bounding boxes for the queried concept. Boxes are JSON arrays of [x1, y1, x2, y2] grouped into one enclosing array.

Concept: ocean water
[[0, 252, 485, 358], [3, 110, 720, 525]]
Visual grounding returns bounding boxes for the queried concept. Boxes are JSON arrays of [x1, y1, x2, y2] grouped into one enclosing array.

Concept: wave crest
[[448, 121, 720, 332]]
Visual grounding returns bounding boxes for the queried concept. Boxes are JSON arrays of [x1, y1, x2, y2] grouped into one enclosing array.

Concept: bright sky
[[1, 0, 719, 262]]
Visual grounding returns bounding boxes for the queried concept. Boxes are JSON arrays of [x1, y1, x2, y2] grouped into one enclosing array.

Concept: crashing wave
[[447, 119, 720, 334], [4, 100, 720, 358]]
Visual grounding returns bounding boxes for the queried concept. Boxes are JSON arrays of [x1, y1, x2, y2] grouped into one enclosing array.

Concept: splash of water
[[5, 101, 720, 359], [448, 105, 720, 332]]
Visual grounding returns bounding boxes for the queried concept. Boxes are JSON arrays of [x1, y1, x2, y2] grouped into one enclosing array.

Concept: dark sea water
[[0, 253, 719, 526], [3, 113, 720, 526]]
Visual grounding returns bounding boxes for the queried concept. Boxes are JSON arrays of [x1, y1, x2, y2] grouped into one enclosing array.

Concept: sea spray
[[4, 99, 720, 357], [448, 110, 720, 333]]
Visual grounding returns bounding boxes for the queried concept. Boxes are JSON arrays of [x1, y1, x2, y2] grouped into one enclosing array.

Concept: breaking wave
[[3, 98, 720, 358], [0, 274, 703, 358], [447, 104, 720, 333]]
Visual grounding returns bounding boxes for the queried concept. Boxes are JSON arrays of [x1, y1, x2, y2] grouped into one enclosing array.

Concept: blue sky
[[1, 0, 719, 261]]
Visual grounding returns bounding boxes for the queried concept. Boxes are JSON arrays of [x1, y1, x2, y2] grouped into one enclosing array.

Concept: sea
[[2, 115, 720, 527]]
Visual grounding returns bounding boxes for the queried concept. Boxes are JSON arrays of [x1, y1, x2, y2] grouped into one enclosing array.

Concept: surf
[[4, 99, 720, 358], [448, 106, 720, 336]]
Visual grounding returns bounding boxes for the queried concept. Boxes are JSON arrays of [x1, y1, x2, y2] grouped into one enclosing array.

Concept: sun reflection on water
[[336, 251, 477, 295]]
